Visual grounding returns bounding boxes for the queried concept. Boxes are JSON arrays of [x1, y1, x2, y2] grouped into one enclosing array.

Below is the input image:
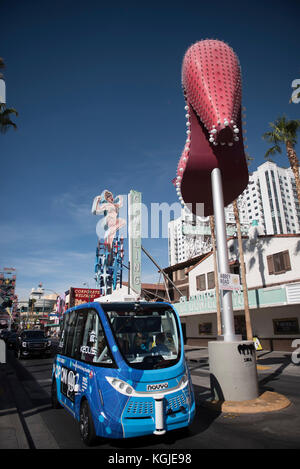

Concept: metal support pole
[[141, 245, 184, 299], [128, 261, 131, 295], [211, 168, 240, 342]]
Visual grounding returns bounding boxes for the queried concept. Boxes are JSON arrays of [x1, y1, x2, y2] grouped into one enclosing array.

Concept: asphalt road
[[6, 347, 300, 450]]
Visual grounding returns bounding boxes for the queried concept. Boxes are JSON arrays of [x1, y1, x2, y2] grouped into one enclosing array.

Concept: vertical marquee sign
[[128, 190, 142, 295]]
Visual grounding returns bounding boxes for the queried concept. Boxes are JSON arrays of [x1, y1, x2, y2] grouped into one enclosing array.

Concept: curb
[[198, 391, 291, 414]]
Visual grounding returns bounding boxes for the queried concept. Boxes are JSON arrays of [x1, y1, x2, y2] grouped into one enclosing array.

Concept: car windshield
[[102, 303, 180, 370], [22, 331, 45, 339]]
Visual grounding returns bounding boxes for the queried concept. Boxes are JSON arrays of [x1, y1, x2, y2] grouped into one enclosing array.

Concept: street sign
[[218, 273, 241, 291]]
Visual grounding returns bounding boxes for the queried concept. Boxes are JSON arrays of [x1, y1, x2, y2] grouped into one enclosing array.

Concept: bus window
[[80, 309, 113, 365], [58, 314, 67, 354], [102, 304, 181, 370], [65, 311, 77, 357], [72, 310, 86, 360]]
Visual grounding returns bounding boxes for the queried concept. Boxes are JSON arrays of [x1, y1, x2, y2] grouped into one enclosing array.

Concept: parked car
[[6, 332, 18, 351], [16, 330, 52, 359], [0, 329, 11, 342]]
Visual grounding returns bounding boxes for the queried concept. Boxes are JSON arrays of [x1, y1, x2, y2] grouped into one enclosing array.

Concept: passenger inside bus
[[133, 332, 149, 354]]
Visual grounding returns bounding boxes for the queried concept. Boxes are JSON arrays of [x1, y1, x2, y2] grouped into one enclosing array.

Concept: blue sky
[[1, 0, 299, 300]]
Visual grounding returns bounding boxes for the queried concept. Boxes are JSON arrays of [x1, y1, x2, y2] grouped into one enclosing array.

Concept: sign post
[[211, 168, 241, 342]]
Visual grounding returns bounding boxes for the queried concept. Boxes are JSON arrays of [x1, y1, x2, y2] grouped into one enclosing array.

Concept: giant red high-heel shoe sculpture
[[175, 39, 249, 217]]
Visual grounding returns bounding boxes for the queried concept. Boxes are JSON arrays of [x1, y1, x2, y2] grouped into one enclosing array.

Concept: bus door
[[58, 310, 79, 415]]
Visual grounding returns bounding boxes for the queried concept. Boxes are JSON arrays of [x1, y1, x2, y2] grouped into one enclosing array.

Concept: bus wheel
[[79, 400, 97, 446], [51, 379, 62, 409]]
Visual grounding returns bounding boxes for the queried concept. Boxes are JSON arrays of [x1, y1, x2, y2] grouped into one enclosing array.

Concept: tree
[[0, 103, 18, 133], [262, 116, 300, 205], [0, 57, 18, 133]]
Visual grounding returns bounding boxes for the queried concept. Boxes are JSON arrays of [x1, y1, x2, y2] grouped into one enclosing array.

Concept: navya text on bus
[[51, 301, 195, 445]]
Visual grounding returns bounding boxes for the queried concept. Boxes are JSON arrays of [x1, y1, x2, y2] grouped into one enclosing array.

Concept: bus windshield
[[102, 303, 181, 370]]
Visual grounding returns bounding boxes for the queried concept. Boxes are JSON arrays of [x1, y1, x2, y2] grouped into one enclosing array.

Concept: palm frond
[[263, 115, 300, 150], [0, 105, 18, 133], [264, 144, 282, 160]]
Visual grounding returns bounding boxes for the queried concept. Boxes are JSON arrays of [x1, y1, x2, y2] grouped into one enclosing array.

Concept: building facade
[[240, 161, 300, 235], [168, 205, 249, 265], [173, 232, 300, 351], [18, 285, 58, 329], [168, 162, 300, 266]]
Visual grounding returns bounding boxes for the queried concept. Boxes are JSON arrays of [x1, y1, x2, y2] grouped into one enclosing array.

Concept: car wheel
[[51, 379, 62, 409], [79, 400, 98, 446]]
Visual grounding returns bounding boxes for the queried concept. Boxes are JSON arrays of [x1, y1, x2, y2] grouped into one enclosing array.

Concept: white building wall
[[180, 304, 300, 343], [189, 235, 300, 296], [239, 161, 300, 235]]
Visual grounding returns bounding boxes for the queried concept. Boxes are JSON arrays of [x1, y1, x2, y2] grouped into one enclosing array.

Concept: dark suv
[[16, 330, 52, 359]]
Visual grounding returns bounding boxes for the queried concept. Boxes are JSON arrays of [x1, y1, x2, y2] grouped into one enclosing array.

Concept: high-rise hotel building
[[240, 161, 300, 235], [168, 161, 300, 265]]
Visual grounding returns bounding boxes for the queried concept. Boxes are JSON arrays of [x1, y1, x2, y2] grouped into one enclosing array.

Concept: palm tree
[[262, 116, 300, 205], [0, 103, 18, 133], [0, 57, 18, 132]]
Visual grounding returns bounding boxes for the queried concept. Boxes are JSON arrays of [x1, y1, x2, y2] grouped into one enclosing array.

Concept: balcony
[[174, 283, 300, 316]]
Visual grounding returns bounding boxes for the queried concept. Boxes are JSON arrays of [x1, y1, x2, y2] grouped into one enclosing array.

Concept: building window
[[207, 271, 215, 290], [273, 318, 299, 335], [196, 274, 206, 291], [267, 250, 291, 275], [198, 322, 213, 335]]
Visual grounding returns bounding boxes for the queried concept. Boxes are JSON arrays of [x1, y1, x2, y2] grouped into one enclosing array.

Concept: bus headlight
[[106, 377, 134, 396]]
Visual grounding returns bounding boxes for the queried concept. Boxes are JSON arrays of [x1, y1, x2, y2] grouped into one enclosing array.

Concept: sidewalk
[[0, 361, 29, 449], [184, 345, 299, 413], [0, 356, 59, 449]]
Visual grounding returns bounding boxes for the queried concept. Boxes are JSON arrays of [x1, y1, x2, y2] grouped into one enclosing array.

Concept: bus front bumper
[[121, 390, 195, 439]]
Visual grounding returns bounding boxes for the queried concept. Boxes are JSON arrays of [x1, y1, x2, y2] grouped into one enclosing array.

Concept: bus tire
[[79, 399, 98, 446], [51, 379, 62, 409]]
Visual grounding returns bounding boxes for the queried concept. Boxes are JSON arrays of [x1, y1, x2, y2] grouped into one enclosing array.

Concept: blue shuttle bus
[[51, 301, 195, 445]]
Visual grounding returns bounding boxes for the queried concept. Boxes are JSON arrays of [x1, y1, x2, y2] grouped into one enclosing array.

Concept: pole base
[[209, 340, 259, 402], [153, 429, 166, 436]]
